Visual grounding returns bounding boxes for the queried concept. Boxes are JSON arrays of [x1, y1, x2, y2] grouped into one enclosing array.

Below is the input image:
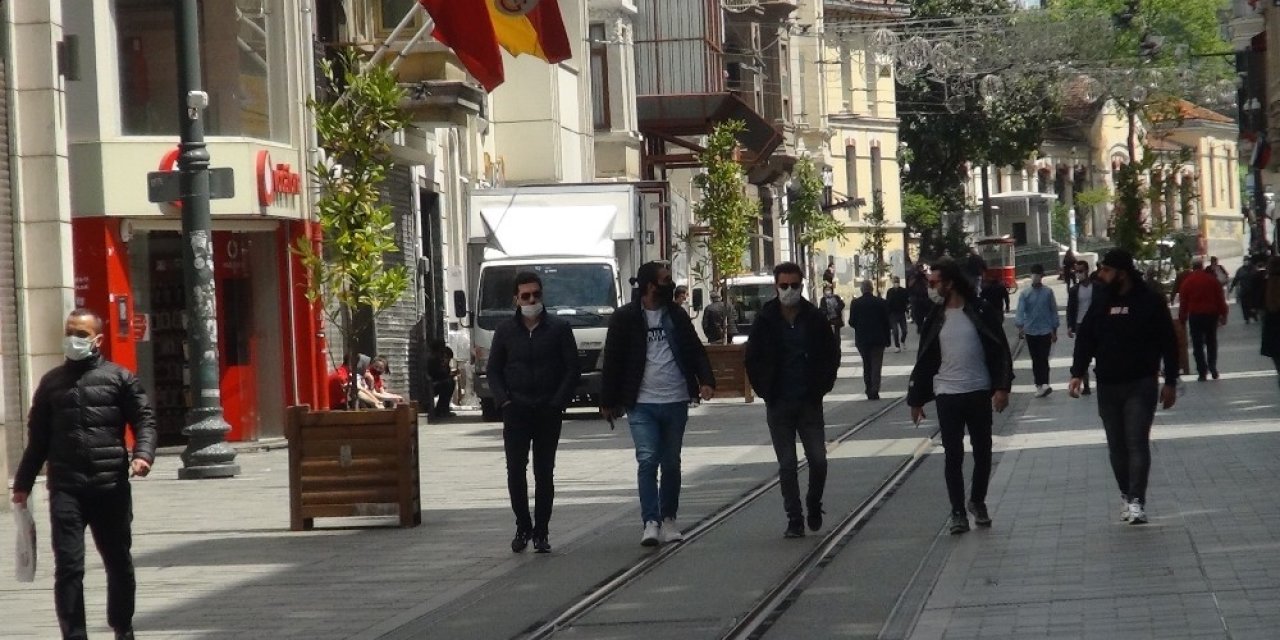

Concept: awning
[[638, 93, 783, 168]]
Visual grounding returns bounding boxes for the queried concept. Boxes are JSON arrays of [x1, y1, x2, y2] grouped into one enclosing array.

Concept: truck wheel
[[480, 398, 500, 421]]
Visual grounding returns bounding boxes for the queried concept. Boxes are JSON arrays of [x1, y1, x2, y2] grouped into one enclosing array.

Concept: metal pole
[[175, 0, 239, 479]]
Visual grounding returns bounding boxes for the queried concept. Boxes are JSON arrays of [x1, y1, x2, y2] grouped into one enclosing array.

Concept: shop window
[[379, 0, 426, 34], [116, 0, 291, 142]]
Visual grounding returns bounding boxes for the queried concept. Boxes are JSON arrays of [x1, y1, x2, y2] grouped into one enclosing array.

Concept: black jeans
[[890, 313, 908, 348], [1187, 314, 1219, 376], [50, 483, 135, 640], [765, 399, 827, 520], [430, 378, 456, 414], [936, 391, 993, 514], [1025, 333, 1053, 387], [502, 403, 563, 535], [858, 345, 885, 396], [1097, 377, 1158, 503]]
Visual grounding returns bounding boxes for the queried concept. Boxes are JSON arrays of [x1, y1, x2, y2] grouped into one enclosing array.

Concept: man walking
[[1066, 260, 1097, 395], [908, 259, 1013, 535], [487, 272, 581, 554], [1070, 250, 1179, 524], [979, 272, 1010, 314], [1016, 264, 1059, 397], [848, 281, 892, 400], [602, 262, 716, 546], [701, 291, 733, 344], [1230, 259, 1258, 323], [746, 263, 841, 537], [886, 276, 910, 352], [11, 309, 157, 640], [819, 284, 846, 337], [1178, 259, 1229, 380]]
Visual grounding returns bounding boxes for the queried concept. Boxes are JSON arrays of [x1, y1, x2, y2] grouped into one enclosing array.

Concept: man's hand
[[698, 385, 715, 401], [600, 406, 620, 421], [11, 490, 28, 506], [131, 458, 152, 478], [1160, 384, 1177, 410], [1219, 315, 1228, 327], [1068, 377, 1083, 398], [1017, 328, 1025, 340], [992, 390, 1009, 413], [1051, 331, 1058, 344], [1067, 330, 1075, 339], [910, 406, 926, 425]]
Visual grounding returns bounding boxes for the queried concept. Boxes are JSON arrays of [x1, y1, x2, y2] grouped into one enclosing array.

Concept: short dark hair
[[675, 284, 688, 296], [512, 271, 542, 295], [634, 261, 670, 289], [1075, 260, 1089, 269], [1030, 263, 1045, 275], [773, 262, 803, 279], [929, 257, 976, 300], [68, 308, 104, 333]]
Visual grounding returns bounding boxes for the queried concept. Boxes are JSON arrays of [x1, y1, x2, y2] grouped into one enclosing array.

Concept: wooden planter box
[[285, 404, 422, 531], [705, 343, 754, 403]]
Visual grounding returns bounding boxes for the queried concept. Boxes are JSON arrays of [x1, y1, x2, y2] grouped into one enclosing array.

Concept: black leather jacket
[[907, 300, 1014, 407], [14, 354, 157, 493], [486, 311, 581, 409]]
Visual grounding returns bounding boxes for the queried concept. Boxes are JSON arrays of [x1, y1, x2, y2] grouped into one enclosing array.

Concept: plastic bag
[[13, 503, 36, 582]]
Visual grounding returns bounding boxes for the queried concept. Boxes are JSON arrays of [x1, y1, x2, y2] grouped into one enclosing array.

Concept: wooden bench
[[285, 403, 422, 531]]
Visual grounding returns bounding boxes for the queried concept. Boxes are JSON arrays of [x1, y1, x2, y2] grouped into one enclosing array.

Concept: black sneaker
[[949, 512, 970, 535], [967, 501, 992, 527], [1211, 370, 1220, 380], [511, 530, 531, 553], [115, 631, 135, 640], [532, 534, 551, 553], [807, 507, 824, 532], [784, 518, 805, 538]]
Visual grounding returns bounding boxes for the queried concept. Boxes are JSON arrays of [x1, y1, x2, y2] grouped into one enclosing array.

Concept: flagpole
[[364, 1, 425, 71], [389, 17, 437, 72]]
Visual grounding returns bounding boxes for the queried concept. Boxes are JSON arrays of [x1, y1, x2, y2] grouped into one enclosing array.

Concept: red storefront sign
[[256, 150, 301, 208]]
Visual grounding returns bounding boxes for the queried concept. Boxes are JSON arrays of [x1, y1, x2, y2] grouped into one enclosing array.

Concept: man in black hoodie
[[1070, 249, 1179, 525], [746, 262, 841, 538], [487, 271, 581, 554]]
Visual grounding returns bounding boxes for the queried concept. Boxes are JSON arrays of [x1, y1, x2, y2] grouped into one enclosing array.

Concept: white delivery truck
[[456, 184, 645, 420]]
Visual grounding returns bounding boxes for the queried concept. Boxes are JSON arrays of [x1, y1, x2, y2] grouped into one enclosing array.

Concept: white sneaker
[[661, 518, 684, 543], [894, 346, 902, 353], [1035, 385, 1052, 398], [1128, 501, 1147, 525], [641, 520, 661, 546], [1120, 495, 1131, 522]]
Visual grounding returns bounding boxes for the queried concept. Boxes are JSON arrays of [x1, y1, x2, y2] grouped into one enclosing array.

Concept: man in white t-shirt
[[601, 262, 716, 546], [908, 258, 1014, 535]]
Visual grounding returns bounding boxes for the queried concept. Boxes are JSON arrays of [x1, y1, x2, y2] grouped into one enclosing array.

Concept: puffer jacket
[[745, 298, 841, 403], [13, 354, 157, 493], [486, 309, 581, 409]]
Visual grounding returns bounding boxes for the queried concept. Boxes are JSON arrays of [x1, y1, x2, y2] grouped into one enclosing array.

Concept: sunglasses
[[777, 282, 803, 290], [518, 291, 543, 302]]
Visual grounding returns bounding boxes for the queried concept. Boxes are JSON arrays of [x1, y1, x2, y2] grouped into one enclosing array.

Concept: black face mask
[[654, 282, 676, 303]]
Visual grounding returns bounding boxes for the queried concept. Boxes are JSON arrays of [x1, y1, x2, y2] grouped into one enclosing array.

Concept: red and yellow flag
[[418, 0, 573, 91]]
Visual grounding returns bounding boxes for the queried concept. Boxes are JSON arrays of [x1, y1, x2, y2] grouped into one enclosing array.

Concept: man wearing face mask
[[487, 272, 581, 554], [11, 309, 157, 640], [1070, 250, 1179, 525], [908, 259, 1014, 535], [847, 280, 892, 400], [1016, 264, 1060, 398], [602, 261, 715, 546], [747, 262, 841, 537]]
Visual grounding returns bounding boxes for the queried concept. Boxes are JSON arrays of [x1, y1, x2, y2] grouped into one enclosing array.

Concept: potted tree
[[784, 156, 849, 298], [285, 50, 419, 530], [691, 120, 760, 400]]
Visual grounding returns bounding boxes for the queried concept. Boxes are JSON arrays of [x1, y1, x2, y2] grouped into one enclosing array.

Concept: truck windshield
[[729, 283, 777, 334], [478, 264, 618, 330]]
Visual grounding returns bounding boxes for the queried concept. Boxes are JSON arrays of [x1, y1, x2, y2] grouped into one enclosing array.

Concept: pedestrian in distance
[[1066, 260, 1098, 395], [822, 259, 837, 286], [1260, 257, 1280, 388], [819, 283, 846, 337], [907, 259, 1013, 535], [11, 308, 157, 640], [907, 265, 934, 335], [674, 284, 689, 308], [848, 280, 892, 400], [486, 272, 582, 554], [701, 290, 734, 344], [746, 262, 841, 538], [1016, 264, 1060, 397], [1230, 259, 1258, 323], [1069, 249, 1180, 525], [425, 340, 458, 418], [886, 276, 910, 352], [1177, 258, 1229, 381], [601, 261, 716, 547], [1061, 249, 1077, 285], [979, 271, 1010, 314], [964, 247, 987, 288], [1207, 256, 1230, 289]]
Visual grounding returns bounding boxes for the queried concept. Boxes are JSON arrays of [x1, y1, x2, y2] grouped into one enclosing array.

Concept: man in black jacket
[[487, 271, 581, 554], [908, 259, 1013, 535], [602, 262, 715, 546], [1070, 250, 1179, 525], [1065, 260, 1097, 395], [848, 280, 892, 400], [11, 309, 157, 640], [747, 262, 841, 537], [886, 276, 910, 351]]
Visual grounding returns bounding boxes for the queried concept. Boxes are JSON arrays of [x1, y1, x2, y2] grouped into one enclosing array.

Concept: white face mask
[[778, 288, 802, 307], [927, 288, 945, 305], [63, 335, 97, 361], [520, 302, 544, 318]]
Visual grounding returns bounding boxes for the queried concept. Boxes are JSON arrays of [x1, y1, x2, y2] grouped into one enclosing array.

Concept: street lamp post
[[174, 0, 239, 479]]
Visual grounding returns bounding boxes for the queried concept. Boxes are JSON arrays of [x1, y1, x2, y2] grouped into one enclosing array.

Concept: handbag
[[13, 502, 36, 582]]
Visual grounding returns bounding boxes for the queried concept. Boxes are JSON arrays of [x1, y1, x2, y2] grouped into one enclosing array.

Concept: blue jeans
[[628, 402, 689, 524]]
